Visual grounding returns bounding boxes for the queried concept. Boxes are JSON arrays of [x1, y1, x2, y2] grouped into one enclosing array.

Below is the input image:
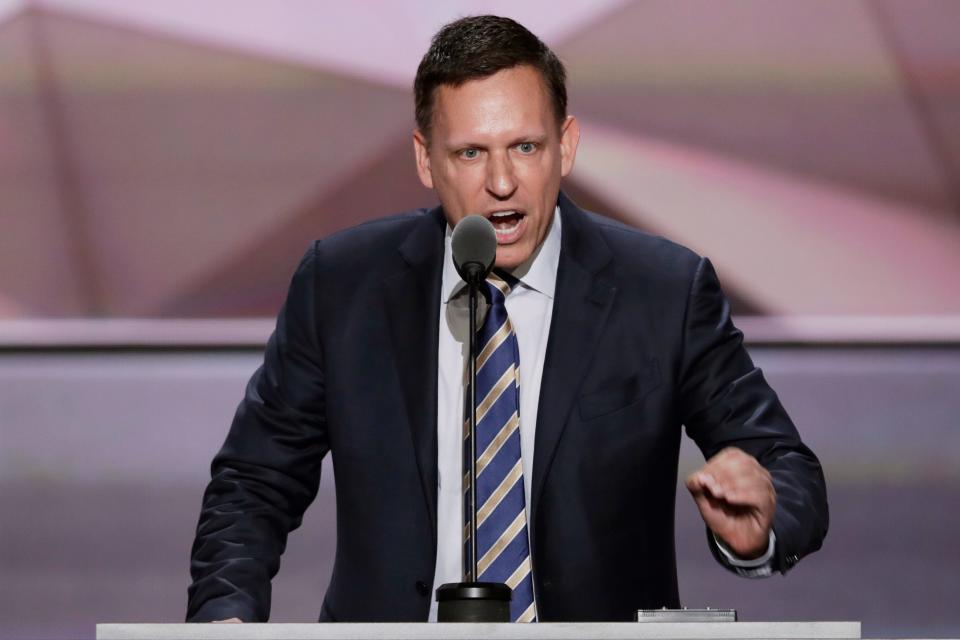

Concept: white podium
[[96, 621, 861, 640]]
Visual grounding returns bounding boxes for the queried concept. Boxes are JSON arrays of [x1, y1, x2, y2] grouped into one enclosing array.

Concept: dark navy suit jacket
[[187, 193, 828, 622]]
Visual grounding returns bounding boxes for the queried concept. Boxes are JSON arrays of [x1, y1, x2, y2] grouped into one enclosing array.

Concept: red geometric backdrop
[[1, 0, 958, 318]]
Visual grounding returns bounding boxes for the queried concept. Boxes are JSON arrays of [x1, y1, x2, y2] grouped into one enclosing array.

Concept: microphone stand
[[467, 278, 479, 581], [436, 263, 511, 622]]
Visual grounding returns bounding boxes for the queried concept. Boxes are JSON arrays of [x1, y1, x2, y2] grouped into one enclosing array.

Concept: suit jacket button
[[415, 580, 430, 596]]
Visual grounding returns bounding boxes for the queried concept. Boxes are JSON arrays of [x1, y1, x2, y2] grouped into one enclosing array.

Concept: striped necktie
[[463, 271, 537, 623]]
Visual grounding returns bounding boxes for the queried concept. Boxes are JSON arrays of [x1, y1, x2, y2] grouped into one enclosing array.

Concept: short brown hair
[[414, 15, 568, 138]]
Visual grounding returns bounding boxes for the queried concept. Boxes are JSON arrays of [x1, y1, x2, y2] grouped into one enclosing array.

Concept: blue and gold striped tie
[[464, 271, 537, 623]]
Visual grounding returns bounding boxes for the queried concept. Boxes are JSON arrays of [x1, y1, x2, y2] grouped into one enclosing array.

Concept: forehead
[[430, 65, 553, 142]]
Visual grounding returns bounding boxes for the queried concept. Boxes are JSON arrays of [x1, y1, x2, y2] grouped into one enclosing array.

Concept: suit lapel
[[382, 207, 446, 541], [531, 194, 616, 530]]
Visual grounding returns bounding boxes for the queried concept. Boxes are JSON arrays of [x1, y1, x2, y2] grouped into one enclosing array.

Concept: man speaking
[[187, 15, 828, 623]]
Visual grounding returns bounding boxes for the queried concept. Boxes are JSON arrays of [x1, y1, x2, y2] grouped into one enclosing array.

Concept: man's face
[[414, 65, 580, 269]]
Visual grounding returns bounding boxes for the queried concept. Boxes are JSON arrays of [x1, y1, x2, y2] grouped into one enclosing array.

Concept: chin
[[494, 247, 529, 270]]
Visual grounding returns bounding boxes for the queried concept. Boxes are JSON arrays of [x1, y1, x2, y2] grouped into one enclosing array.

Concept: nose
[[485, 151, 517, 199]]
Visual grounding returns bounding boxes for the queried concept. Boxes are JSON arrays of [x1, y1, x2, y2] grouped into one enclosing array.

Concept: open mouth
[[487, 210, 526, 243]]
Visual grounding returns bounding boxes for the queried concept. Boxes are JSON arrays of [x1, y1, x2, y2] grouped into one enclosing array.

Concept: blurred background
[[0, 0, 957, 638]]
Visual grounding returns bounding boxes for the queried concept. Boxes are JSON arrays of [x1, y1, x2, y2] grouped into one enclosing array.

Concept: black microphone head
[[452, 215, 497, 284]]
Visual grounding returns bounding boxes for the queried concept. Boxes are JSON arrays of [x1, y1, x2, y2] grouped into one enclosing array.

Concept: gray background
[[2, 345, 958, 639]]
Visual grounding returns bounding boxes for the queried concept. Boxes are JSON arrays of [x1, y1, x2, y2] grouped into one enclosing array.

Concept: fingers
[[685, 470, 719, 496], [712, 473, 773, 506], [686, 447, 774, 507]]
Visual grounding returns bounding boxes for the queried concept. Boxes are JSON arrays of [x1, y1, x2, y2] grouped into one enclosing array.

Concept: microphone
[[451, 215, 497, 285], [436, 214, 512, 622]]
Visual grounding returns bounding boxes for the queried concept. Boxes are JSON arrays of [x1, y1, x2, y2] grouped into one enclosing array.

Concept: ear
[[413, 130, 434, 190], [559, 115, 580, 177]]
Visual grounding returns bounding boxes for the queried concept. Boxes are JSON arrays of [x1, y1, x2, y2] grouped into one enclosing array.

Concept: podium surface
[[96, 621, 861, 640]]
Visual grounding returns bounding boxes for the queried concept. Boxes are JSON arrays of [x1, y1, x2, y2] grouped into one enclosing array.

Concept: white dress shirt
[[427, 207, 773, 620]]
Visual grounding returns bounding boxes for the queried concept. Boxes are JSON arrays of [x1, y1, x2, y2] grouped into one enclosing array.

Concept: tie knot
[[484, 270, 519, 305]]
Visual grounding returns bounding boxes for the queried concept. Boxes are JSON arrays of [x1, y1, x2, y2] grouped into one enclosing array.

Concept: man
[[188, 15, 827, 623]]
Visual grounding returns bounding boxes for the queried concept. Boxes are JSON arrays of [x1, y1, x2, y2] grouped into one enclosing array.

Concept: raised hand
[[686, 447, 776, 559]]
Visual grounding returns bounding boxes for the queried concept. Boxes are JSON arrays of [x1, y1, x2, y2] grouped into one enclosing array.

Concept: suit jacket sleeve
[[677, 257, 828, 574], [187, 243, 329, 622]]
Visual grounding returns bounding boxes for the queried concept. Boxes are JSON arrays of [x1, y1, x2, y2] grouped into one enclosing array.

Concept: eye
[[516, 142, 537, 154], [459, 148, 480, 160]]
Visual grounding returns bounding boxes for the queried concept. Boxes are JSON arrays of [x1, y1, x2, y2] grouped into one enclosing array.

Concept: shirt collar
[[442, 206, 561, 303]]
